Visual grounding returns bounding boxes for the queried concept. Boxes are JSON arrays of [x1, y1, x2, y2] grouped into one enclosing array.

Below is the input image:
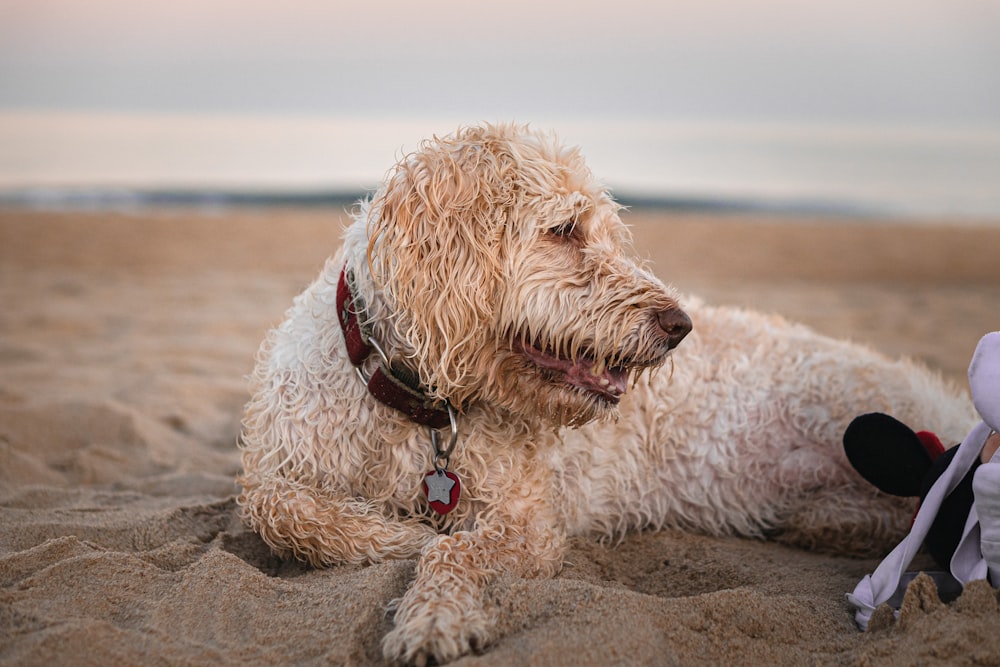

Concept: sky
[[2, 0, 999, 124], [1, 0, 998, 217]]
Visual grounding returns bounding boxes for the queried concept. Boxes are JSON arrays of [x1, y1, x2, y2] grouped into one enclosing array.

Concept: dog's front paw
[[382, 596, 492, 666]]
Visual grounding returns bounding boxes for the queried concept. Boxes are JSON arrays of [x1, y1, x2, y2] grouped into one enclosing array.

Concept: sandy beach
[[1, 206, 998, 666]]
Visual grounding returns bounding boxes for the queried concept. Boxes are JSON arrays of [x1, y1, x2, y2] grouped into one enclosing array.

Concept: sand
[[1, 207, 999, 666]]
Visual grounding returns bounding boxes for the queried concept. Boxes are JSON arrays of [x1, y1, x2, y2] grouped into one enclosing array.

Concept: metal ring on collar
[[429, 403, 459, 464], [354, 335, 391, 385]]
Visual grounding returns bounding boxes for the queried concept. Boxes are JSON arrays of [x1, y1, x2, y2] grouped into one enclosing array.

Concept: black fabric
[[920, 446, 982, 571], [843, 412, 934, 497]]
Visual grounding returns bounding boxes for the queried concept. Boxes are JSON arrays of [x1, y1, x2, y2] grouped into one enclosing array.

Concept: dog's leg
[[768, 482, 914, 557], [758, 346, 975, 556], [238, 474, 437, 566], [382, 470, 565, 665]]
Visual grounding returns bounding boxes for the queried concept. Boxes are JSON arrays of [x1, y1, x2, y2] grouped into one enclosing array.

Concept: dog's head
[[366, 123, 690, 426]]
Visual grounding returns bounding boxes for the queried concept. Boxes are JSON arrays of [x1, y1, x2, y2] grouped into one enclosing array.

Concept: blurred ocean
[[1, 112, 998, 220]]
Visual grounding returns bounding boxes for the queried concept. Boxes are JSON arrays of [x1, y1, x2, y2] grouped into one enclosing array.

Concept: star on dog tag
[[423, 469, 461, 515]]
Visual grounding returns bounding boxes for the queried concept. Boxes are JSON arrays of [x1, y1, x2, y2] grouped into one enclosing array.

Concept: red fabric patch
[[916, 430, 946, 462]]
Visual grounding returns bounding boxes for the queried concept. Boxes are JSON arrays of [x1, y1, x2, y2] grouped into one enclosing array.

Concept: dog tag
[[423, 469, 461, 514]]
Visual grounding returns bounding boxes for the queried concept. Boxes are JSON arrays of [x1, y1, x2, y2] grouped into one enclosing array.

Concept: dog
[[237, 123, 976, 664]]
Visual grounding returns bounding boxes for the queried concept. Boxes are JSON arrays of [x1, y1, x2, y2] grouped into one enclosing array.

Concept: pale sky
[[2, 0, 999, 123]]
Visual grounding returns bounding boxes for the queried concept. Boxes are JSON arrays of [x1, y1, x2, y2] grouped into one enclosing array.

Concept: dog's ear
[[366, 127, 517, 405]]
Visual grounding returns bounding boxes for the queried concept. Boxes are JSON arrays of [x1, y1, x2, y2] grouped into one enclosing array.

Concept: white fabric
[[969, 332, 1000, 434], [973, 449, 1000, 585], [846, 421, 993, 630]]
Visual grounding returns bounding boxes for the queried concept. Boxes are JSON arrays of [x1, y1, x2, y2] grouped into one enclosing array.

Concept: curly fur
[[237, 123, 977, 664]]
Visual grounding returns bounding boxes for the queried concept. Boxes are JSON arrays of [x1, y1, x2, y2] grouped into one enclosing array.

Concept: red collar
[[336, 267, 453, 429]]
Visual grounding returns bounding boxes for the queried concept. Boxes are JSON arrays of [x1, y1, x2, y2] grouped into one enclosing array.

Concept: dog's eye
[[548, 220, 577, 238]]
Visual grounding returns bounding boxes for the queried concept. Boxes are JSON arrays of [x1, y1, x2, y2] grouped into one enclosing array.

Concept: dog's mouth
[[513, 339, 636, 404]]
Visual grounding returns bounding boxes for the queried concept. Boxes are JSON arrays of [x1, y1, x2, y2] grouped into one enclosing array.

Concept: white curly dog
[[238, 124, 975, 664]]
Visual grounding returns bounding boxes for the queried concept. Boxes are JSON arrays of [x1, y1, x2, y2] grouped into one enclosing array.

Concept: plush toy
[[845, 331, 1000, 630], [844, 412, 978, 573]]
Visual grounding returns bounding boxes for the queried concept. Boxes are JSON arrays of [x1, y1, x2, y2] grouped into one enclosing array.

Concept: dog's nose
[[657, 308, 692, 349]]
